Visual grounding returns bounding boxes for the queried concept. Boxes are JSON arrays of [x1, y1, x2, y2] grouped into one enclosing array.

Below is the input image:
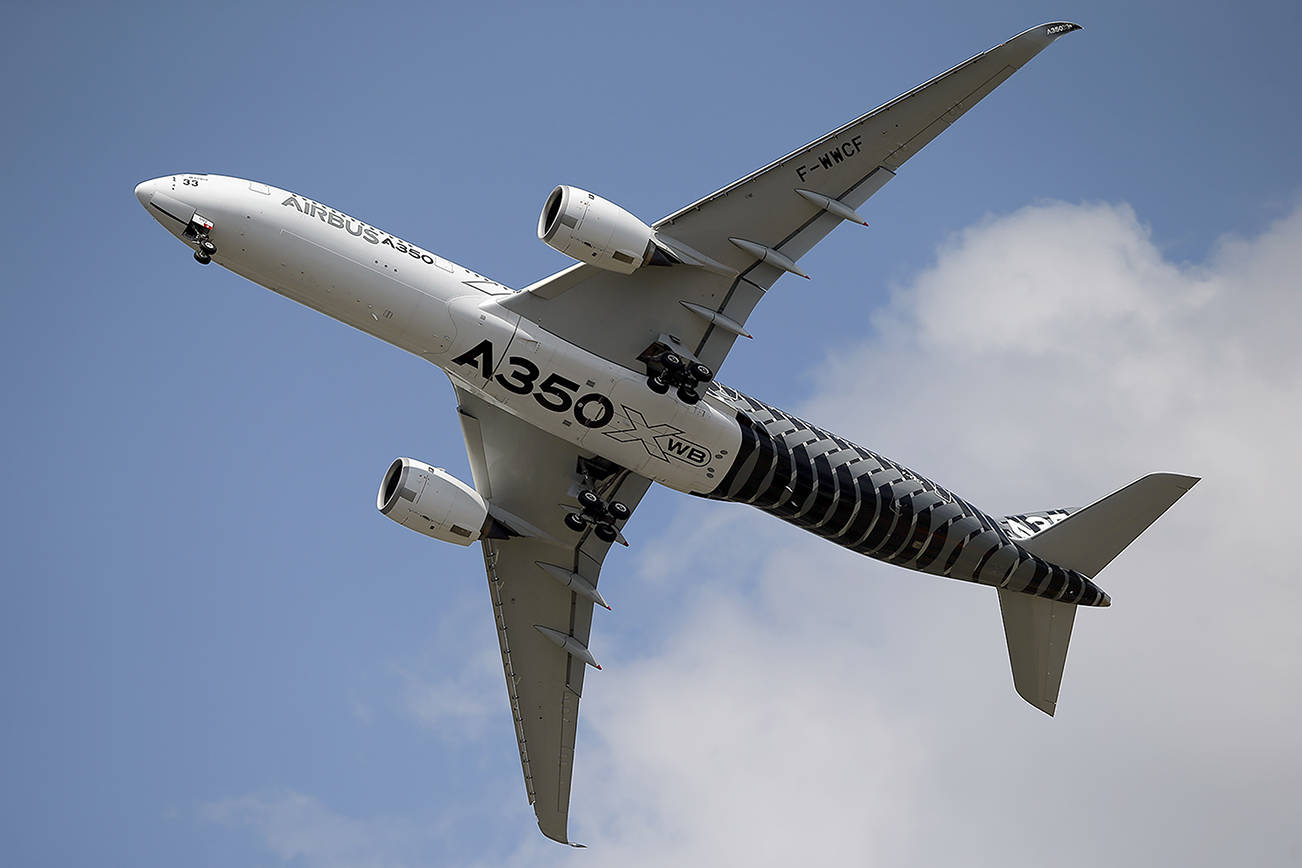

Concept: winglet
[[1024, 22, 1082, 49], [537, 819, 586, 848], [1045, 21, 1083, 36]]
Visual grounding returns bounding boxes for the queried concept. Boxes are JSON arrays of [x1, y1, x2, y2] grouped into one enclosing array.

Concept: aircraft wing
[[500, 22, 1080, 374], [454, 385, 652, 846]]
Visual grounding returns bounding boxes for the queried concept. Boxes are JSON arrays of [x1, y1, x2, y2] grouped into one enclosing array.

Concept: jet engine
[[377, 458, 488, 545], [537, 185, 674, 274]]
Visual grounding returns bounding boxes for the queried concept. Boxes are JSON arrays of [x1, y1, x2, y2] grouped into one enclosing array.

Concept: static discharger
[[534, 625, 602, 669], [535, 561, 611, 610], [795, 188, 869, 226], [728, 237, 809, 279]]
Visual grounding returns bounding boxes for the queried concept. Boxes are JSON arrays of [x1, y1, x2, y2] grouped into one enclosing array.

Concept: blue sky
[[4, 2, 1301, 865]]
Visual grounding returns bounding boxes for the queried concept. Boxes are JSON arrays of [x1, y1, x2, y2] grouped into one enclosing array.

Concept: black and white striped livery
[[704, 385, 1110, 607]]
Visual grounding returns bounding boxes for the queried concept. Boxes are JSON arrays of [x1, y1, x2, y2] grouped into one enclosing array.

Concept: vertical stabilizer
[[998, 590, 1076, 715]]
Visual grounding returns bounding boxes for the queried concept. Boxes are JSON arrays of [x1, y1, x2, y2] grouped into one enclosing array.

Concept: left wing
[[454, 385, 651, 845], [501, 22, 1081, 375]]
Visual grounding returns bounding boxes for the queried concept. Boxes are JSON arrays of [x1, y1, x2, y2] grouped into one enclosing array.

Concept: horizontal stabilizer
[[998, 589, 1076, 715], [1016, 473, 1199, 577]]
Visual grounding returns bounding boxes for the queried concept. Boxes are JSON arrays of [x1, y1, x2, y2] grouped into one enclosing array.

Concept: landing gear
[[185, 215, 217, 266], [642, 345, 713, 404], [564, 483, 629, 543], [563, 509, 622, 543]]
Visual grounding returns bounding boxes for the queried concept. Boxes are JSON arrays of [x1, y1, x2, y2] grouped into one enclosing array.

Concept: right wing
[[502, 22, 1082, 374], [455, 385, 652, 845]]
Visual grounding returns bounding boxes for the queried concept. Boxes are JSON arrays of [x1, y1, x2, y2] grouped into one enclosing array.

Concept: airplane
[[135, 22, 1196, 846]]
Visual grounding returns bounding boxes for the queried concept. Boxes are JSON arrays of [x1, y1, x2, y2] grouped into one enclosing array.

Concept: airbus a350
[[136, 23, 1195, 845]]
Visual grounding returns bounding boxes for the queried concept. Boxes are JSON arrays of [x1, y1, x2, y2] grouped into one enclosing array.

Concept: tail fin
[[997, 590, 1076, 715], [998, 473, 1200, 715]]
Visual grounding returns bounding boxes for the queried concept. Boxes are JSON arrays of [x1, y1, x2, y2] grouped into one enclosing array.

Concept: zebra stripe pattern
[[701, 385, 1109, 607]]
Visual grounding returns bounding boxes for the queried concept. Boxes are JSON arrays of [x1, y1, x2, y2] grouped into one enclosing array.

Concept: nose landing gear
[[194, 238, 217, 264], [185, 215, 217, 265]]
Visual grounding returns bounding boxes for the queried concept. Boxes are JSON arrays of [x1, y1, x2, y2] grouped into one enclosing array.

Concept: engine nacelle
[[377, 458, 488, 545], [538, 185, 666, 274]]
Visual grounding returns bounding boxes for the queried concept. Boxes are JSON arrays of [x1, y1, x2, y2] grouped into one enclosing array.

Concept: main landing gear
[[645, 349, 713, 405], [565, 489, 630, 543], [563, 456, 631, 544]]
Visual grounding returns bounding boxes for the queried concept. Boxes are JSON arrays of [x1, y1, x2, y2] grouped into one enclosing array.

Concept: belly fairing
[[702, 385, 1107, 607]]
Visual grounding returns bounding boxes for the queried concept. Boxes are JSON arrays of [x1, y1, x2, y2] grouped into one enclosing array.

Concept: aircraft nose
[[134, 176, 202, 233], [134, 177, 162, 209]]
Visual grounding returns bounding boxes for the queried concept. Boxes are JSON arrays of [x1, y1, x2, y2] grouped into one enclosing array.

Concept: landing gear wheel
[[647, 373, 671, 394], [608, 500, 631, 521], [577, 489, 602, 511], [689, 362, 713, 383], [564, 512, 588, 533], [660, 351, 684, 371], [194, 251, 211, 264], [593, 523, 618, 543], [676, 384, 701, 405], [198, 239, 217, 256]]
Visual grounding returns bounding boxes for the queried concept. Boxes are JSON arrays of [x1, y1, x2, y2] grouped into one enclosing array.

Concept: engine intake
[[377, 458, 488, 545], [538, 185, 672, 274]]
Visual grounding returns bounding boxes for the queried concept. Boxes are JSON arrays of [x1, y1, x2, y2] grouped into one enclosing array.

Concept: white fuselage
[[134, 174, 741, 493]]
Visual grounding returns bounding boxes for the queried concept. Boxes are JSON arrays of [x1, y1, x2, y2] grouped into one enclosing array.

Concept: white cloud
[[398, 666, 496, 733], [390, 596, 505, 737], [202, 792, 430, 868]]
